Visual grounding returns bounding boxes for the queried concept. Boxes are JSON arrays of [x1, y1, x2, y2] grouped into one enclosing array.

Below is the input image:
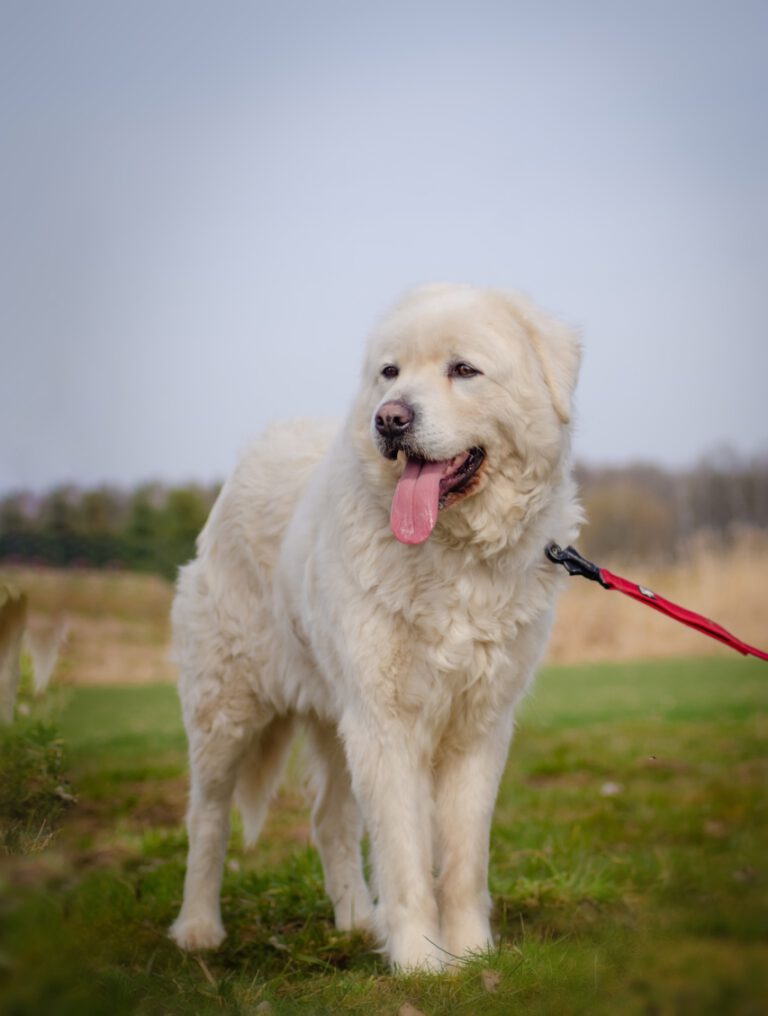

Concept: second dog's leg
[[308, 719, 374, 932]]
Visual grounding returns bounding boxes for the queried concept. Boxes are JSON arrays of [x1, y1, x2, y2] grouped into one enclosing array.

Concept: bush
[[0, 721, 74, 855]]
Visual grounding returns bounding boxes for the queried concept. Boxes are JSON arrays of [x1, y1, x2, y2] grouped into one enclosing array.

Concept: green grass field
[[1, 656, 767, 1014]]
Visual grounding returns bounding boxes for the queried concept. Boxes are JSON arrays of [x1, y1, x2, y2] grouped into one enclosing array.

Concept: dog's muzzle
[[374, 399, 417, 459]]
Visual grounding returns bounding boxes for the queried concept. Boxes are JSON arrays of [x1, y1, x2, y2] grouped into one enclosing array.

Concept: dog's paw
[[333, 888, 375, 934], [441, 911, 493, 960], [169, 914, 226, 951], [391, 950, 444, 973], [387, 927, 445, 973]]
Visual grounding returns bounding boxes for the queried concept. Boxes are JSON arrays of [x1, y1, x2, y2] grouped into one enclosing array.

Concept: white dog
[[169, 283, 582, 970]]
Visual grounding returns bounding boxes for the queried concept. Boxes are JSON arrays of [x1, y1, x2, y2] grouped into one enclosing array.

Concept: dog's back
[[171, 419, 338, 707]]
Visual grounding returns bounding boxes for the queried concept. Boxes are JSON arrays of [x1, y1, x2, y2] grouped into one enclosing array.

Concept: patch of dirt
[[0, 840, 136, 892], [131, 780, 188, 829], [526, 770, 593, 788], [55, 776, 188, 852], [636, 755, 692, 773]]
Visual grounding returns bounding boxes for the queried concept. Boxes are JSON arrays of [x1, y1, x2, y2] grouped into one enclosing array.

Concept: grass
[[0, 656, 766, 1014]]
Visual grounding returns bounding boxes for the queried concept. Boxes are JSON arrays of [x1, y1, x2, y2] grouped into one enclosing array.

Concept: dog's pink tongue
[[390, 458, 446, 545]]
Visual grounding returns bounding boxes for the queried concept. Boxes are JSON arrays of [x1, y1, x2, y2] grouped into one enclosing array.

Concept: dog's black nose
[[375, 399, 414, 438]]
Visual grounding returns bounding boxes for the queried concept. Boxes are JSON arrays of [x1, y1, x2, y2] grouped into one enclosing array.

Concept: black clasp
[[545, 542, 607, 586]]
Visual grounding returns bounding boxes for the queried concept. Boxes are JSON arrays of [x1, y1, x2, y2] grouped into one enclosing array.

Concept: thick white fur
[[169, 284, 582, 969]]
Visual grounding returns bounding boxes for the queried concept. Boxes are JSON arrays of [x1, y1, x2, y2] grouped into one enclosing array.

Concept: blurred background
[[1, 0, 766, 669], [1, 5, 767, 1011]]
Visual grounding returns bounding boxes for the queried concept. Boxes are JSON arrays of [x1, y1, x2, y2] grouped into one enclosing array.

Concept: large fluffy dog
[[170, 284, 582, 970]]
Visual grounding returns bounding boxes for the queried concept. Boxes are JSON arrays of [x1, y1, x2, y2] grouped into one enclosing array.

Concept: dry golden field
[[2, 528, 766, 685], [1, 566, 176, 685]]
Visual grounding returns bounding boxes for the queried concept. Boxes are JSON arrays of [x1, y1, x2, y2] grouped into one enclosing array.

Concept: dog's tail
[[234, 714, 296, 847]]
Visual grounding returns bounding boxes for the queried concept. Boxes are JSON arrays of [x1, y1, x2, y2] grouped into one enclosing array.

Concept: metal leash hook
[[545, 542, 607, 586]]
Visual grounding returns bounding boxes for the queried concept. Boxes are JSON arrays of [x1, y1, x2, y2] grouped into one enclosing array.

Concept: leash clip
[[545, 542, 606, 586]]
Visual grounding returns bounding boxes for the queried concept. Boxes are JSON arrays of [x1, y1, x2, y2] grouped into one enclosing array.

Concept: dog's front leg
[[434, 707, 515, 959], [340, 711, 442, 971]]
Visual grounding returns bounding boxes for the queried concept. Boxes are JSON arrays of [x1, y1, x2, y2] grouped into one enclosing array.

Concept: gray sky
[[1, 0, 766, 492]]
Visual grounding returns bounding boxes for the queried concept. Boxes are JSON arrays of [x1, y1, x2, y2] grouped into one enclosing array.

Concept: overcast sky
[[1, 0, 766, 493]]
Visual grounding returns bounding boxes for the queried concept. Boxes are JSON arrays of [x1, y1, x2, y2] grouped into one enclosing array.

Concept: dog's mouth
[[390, 447, 486, 545]]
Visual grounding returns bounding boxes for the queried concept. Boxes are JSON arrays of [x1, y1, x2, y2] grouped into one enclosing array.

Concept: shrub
[[0, 721, 74, 855]]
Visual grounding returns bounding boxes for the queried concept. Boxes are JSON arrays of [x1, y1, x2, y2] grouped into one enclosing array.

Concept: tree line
[[1, 449, 766, 577], [575, 449, 768, 561], [0, 483, 219, 579]]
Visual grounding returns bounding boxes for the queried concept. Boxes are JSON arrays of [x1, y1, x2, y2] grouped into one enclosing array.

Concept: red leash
[[546, 543, 768, 662]]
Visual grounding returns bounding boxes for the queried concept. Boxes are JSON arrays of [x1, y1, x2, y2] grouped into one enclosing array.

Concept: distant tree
[[0, 495, 29, 533], [40, 486, 79, 540], [127, 486, 164, 542], [78, 487, 126, 534], [580, 477, 677, 562], [162, 486, 211, 544]]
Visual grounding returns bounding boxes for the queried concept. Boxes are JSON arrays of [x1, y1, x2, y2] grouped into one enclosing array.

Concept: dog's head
[[351, 284, 581, 546]]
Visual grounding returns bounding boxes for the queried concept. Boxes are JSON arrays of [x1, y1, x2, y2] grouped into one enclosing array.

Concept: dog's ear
[[505, 293, 582, 425]]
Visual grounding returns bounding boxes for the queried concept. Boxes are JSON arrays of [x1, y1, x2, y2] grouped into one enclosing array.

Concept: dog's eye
[[449, 361, 481, 379], [381, 364, 399, 379]]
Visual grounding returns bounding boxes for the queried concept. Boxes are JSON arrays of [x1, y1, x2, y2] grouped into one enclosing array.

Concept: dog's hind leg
[[170, 692, 260, 952], [307, 719, 374, 932]]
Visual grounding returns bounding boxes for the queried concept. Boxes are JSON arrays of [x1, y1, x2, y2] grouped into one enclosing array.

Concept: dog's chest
[[398, 566, 527, 693]]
